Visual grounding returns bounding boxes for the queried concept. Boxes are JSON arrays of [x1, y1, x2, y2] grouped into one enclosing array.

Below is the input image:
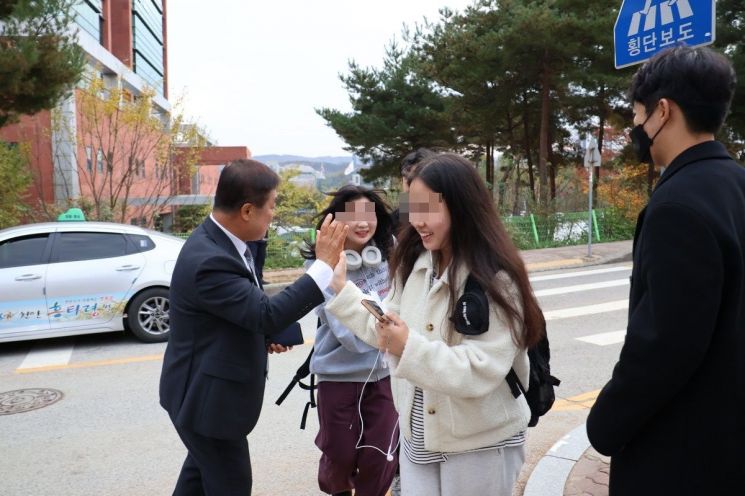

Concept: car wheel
[[127, 288, 170, 343]]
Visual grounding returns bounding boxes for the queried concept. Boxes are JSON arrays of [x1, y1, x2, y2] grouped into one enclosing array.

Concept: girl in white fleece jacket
[[326, 154, 545, 496]]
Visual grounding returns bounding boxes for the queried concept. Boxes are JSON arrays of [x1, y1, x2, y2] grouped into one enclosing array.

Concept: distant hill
[[254, 154, 371, 177], [253, 154, 380, 190], [254, 155, 358, 166]]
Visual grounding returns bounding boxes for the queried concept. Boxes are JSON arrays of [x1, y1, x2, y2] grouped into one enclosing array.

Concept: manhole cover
[[0, 388, 63, 415]]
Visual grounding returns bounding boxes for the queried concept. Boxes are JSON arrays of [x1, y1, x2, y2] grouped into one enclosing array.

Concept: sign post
[[584, 134, 601, 258], [614, 0, 716, 69]]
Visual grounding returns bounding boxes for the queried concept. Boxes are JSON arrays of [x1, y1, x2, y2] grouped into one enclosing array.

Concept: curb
[[524, 423, 592, 496]]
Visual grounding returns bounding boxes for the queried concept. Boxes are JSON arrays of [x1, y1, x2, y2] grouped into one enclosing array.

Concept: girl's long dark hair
[[390, 154, 544, 349], [301, 185, 393, 261]]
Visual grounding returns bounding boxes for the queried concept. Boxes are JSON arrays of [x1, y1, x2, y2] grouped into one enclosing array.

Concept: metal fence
[[171, 209, 635, 270], [503, 209, 635, 250]]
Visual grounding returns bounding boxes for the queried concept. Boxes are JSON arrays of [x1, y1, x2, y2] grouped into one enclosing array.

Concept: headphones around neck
[[345, 245, 382, 270]]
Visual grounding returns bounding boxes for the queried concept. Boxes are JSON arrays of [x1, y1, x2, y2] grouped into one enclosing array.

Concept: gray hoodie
[[307, 257, 391, 383]]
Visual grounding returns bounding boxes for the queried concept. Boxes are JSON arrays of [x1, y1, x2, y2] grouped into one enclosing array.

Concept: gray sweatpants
[[399, 445, 525, 496]]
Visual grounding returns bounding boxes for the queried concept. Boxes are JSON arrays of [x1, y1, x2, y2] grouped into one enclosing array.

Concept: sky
[[167, 0, 474, 158]]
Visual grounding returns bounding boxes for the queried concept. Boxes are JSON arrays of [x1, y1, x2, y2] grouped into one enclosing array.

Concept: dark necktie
[[243, 247, 260, 287]]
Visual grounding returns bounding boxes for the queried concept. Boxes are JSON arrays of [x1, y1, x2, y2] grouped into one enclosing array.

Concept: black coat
[[159, 217, 323, 440], [587, 141, 745, 495]]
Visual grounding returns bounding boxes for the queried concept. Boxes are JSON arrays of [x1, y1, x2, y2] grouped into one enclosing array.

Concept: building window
[[85, 146, 93, 171], [96, 149, 104, 173], [73, 0, 104, 44], [191, 170, 200, 194], [132, 0, 165, 95]]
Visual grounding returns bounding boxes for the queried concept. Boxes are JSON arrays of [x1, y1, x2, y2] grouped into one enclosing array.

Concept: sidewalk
[[564, 447, 610, 496], [265, 239, 631, 495], [524, 424, 610, 496]]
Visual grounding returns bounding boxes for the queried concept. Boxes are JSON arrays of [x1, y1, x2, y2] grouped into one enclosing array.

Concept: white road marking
[[576, 330, 627, 346], [18, 343, 74, 370], [533, 278, 629, 297], [530, 265, 631, 282], [544, 299, 629, 320]]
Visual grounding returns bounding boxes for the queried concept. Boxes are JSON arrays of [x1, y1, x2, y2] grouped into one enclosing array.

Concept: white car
[[0, 221, 184, 343]]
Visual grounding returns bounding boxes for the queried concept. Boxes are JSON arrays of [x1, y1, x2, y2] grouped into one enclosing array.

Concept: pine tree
[[0, 0, 85, 127], [316, 42, 454, 181]]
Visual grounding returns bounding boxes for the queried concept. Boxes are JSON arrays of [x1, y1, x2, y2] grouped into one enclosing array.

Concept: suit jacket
[[586, 141, 745, 495], [159, 217, 323, 439]]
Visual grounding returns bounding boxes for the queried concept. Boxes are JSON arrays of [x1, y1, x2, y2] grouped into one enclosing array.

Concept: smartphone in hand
[[361, 299, 387, 323]]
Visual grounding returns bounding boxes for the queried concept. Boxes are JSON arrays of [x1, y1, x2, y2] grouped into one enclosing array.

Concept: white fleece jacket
[[325, 251, 531, 453]]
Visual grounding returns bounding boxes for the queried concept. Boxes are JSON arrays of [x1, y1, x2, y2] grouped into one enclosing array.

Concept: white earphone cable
[[354, 348, 400, 461]]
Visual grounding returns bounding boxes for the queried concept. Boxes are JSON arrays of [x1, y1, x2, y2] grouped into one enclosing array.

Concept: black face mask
[[630, 109, 666, 164]]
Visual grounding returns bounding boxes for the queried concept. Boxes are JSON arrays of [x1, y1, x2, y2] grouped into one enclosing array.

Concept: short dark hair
[[213, 159, 280, 212], [629, 46, 736, 134], [400, 148, 436, 178]]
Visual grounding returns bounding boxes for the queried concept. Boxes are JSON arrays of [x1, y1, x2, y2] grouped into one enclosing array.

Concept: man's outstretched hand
[[315, 213, 348, 268]]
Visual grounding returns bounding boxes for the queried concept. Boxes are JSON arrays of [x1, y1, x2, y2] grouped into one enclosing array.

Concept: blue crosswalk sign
[[614, 0, 716, 69]]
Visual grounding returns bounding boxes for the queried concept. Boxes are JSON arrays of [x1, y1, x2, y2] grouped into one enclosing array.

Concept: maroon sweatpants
[[315, 376, 399, 496]]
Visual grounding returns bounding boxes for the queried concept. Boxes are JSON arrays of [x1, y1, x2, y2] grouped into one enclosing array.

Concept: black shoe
[[332, 492, 352, 496]]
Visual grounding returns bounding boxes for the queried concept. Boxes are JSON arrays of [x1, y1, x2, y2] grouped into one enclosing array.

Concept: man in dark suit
[[160, 159, 348, 495], [587, 47, 745, 495]]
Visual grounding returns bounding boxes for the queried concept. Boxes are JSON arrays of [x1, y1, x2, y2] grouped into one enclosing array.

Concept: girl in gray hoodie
[[302, 186, 398, 496]]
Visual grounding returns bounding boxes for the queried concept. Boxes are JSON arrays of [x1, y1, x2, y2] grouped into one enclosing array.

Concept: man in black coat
[[160, 159, 347, 495], [587, 47, 745, 495]]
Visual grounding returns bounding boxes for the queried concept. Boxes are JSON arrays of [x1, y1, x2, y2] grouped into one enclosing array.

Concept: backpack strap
[[299, 373, 316, 430], [275, 319, 321, 429], [505, 368, 525, 399], [464, 274, 481, 293], [275, 345, 313, 403]]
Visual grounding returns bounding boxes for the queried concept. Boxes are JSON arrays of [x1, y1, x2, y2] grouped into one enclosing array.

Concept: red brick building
[[0, 0, 250, 229]]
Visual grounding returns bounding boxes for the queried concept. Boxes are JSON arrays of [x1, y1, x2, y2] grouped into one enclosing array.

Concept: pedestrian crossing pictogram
[[627, 0, 694, 36]]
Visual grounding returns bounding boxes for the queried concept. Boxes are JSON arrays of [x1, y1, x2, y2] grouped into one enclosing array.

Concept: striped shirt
[[402, 387, 526, 464]]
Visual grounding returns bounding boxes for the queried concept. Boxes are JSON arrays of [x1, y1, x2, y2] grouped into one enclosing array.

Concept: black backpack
[[275, 320, 319, 430], [454, 274, 560, 427], [505, 326, 560, 427], [275, 346, 317, 429]]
